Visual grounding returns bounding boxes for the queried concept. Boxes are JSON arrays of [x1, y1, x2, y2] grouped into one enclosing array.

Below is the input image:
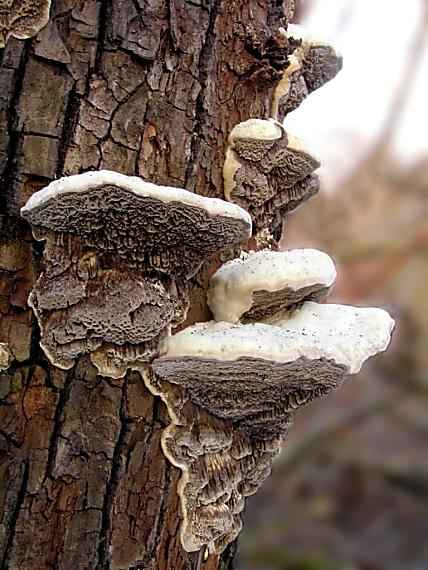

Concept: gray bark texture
[[0, 0, 295, 568]]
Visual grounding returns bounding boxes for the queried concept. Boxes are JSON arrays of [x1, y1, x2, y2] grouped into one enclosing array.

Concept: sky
[[284, 0, 428, 189]]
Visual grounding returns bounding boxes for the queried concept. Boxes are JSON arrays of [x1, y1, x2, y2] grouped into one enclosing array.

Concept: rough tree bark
[[0, 1, 295, 568]]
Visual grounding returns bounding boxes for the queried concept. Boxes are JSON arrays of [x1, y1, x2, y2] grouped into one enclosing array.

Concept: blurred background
[[237, 0, 428, 568]]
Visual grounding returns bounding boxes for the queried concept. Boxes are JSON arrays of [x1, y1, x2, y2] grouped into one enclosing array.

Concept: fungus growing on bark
[[21, 170, 251, 375], [271, 24, 343, 121], [225, 119, 284, 164], [223, 119, 320, 230], [271, 52, 308, 121], [0, 343, 12, 371], [141, 365, 284, 555], [287, 24, 343, 93], [153, 303, 394, 435], [263, 173, 320, 228], [0, 0, 51, 48], [28, 268, 176, 373], [150, 301, 394, 552], [207, 248, 337, 323]]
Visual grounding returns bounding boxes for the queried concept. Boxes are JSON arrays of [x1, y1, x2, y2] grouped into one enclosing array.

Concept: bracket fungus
[[21, 170, 251, 376], [0, 0, 51, 47], [271, 24, 343, 122], [207, 248, 337, 323], [150, 301, 394, 552], [153, 303, 394, 435], [223, 118, 320, 230], [139, 366, 278, 555]]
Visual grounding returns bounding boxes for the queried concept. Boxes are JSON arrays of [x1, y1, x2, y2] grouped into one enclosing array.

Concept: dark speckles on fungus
[[207, 249, 337, 323]]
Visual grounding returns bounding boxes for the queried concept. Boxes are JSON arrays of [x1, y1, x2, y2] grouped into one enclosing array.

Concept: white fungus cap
[[286, 24, 333, 46], [160, 302, 394, 375], [21, 170, 252, 226], [228, 119, 284, 143], [207, 249, 337, 323]]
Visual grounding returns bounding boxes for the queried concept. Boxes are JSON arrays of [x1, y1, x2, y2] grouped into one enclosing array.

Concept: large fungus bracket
[[21, 170, 251, 377]]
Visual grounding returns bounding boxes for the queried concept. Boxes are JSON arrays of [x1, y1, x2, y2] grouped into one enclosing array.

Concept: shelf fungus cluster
[[20, 19, 394, 560], [147, 248, 394, 554], [140, 366, 278, 554], [0, 0, 51, 48], [21, 170, 251, 377], [223, 25, 342, 232], [223, 118, 320, 230]]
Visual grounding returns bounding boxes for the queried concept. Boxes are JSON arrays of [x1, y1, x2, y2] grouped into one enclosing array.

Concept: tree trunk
[[0, 1, 293, 568]]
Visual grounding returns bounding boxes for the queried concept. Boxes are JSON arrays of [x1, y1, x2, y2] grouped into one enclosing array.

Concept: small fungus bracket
[[207, 248, 337, 323], [0, 0, 51, 48], [271, 24, 343, 122], [223, 119, 320, 230]]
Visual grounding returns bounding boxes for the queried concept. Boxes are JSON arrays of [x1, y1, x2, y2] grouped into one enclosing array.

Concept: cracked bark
[[0, 0, 295, 568]]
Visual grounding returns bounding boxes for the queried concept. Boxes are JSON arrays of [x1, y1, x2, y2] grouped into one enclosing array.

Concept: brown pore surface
[[0, 0, 297, 568], [30, 267, 175, 370], [303, 44, 343, 93], [142, 368, 284, 556], [260, 172, 320, 228], [277, 68, 308, 119], [242, 283, 332, 322], [152, 356, 348, 440], [227, 126, 321, 231], [148, 353, 348, 553], [274, 38, 342, 122], [22, 184, 251, 278]]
